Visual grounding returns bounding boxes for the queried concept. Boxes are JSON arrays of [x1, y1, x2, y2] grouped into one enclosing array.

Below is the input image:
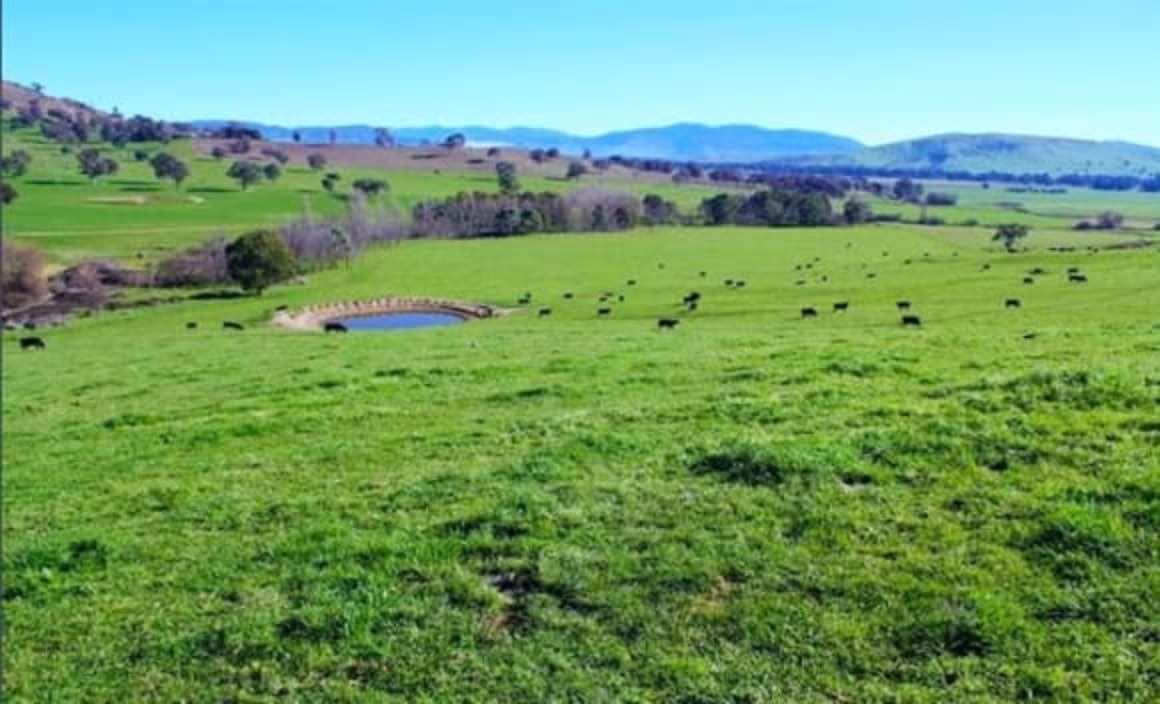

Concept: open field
[[5, 222, 1159, 701]]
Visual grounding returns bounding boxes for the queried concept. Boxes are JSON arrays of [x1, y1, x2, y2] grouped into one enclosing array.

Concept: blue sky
[[3, 0, 1158, 146]]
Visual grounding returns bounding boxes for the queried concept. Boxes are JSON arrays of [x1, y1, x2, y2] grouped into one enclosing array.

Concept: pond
[[336, 312, 466, 331]]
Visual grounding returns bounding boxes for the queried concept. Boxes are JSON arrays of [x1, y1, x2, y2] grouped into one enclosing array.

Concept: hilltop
[[778, 133, 1160, 177]]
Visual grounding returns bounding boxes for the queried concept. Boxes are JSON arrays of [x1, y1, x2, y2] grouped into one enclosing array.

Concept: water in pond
[[337, 312, 466, 331]]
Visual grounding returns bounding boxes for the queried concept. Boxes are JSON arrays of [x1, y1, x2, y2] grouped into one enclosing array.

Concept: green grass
[[5, 223, 1158, 702]]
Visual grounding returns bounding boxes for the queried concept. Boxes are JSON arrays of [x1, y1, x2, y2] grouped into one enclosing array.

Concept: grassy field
[[4, 218, 1159, 700]]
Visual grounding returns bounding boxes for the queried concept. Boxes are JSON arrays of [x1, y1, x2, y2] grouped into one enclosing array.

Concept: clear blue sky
[[4, 0, 1158, 146]]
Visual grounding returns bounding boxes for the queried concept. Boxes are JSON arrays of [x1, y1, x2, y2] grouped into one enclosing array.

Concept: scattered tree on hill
[[486, 147, 501, 157], [76, 149, 119, 182], [262, 163, 282, 182], [228, 139, 252, 155], [993, 223, 1030, 249], [529, 148, 547, 164], [321, 172, 341, 192], [30, 82, 44, 95], [351, 178, 388, 196], [133, 149, 150, 162], [374, 127, 395, 148], [843, 197, 874, 224], [213, 124, 262, 140], [328, 129, 337, 145], [642, 194, 679, 225], [150, 153, 190, 190], [210, 146, 228, 160], [495, 161, 520, 194], [227, 160, 263, 190], [225, 229, 296, 295], [1, 240, 47, 308], [261, 147, 290, 164], [0, 182, 17, 206], [442, 132, 466, 149], [566, 161, 588, 180], [307, 153, 327, 170], [292, 130, 301, 143], [546, 148, 560, 159], [1, 150, 32, 178]]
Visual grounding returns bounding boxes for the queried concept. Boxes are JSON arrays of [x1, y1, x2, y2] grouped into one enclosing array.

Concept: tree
[[495, 161, 519, 194], [227, 160, 263, 190], [1, 240, 47, 308], [328, 129, 337, 145], [993, 223, 1030, 249], [30, 82, 44, 95], [892, 177, 924, 202], [292, 130, 301, 143], [529, 148, 546, 164], [262, 163, 282, 183], [210, 146, 228, 160], [1095, 211, 1124, 230], [373, 127, 394, 148], [566, 161, 588, 180], [150, 153, 190, 190], [76, 148, 119, 182], [225, 229, 295, 295], [307, 153, 327, 171], [1, 150, 32, 178], [442, 132, 466, 150], [351, 178, 388, 196], [0, 182, 17, 206], [843, 197, 873, 224], [261, 147, 289, 164], [321, 172, 341, 192]]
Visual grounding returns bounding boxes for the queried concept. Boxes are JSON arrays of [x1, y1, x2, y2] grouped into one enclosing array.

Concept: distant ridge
[[188, 120, 864, 163], [777, 133, 1160, 177]]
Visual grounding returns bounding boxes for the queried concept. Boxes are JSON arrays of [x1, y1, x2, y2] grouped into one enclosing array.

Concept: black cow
[[1005, 298, 1021, 309], [683, 291, 701, 304], [657, 318, 680, 330], [186, 321, 198, 330], [563, 292, 574, 299], [324, 321, 349, 333], [1069, 274, 1088, 283], [724, 279, 734, 287], [617, 295, 625, 302], [597, 307, 612, 317], [517, 294, 531, 305], [904, 259, 912, 265], [734, 280, 746, 288], [1030, 267, 1046, 275], [223, 321, 245, 330], [896, 301, 911, 311], [981, 263, 991, 270], [538, 307, 552, 317], [626, 279, 637, 286], [866, 273, 877, 279], [687, 302, 698, 312], [833, 302, 849, 312], [795, 280, 806, 286], [901, 315, 922, 327], [274, 305, 289, 312], [801, 307, 818, 319], [699, 271, 707, 277], [1066, 267, 1080, 274], [820, 275, 828, 283], [20, 336, 46, 350], [1023, 277, 1034, 284]]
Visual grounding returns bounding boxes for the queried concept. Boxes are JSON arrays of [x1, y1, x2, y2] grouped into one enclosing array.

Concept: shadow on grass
[[187, 187, 236, 194]]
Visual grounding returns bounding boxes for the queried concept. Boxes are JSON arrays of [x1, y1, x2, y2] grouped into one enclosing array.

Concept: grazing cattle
[[896, 301, 911, 311], [794, 264, 802, 271], [795, 280, 806, 286], [734, 280, 746, 288], [657, 318, 680, 330], [23, 321, 36, 330], [563, 292, 574, 299], [20, 336, 46, 350], [866, 273, 877, 279], [517, 293, 532, 304], [1023, 277, 1034, 285], [901, 315, 922, 327], [1030, 267, 1046, 275], [724, 279, 734, 287], [598, 295, 609, 302], [626, 279, 637, 286], [1023, 332, 1038, 340], [324, 321, 349, 333], [617, 295, 625, 302], [1066, 267, 1080, 274], [1069, 274, 1088, 283], [538, 307, 552, 317], [223, 321, 245, 330], [981, 263, 991, 270], [597, 307, 612, 317], [801, 307, 818, 319], [820, 275, 829, 282], [186, 321, 198, 330], [683, 291, 702, 304], [699, 271, 707, 277], [1005, 298, 1021, 309], [833, 302, 849, 312], [904, 259, 912, 265], [687, 302, 698, 312], [274, 305, 289, 312]]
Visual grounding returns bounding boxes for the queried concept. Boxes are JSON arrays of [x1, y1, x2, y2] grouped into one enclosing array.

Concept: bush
[[924, 192, 958, 206], [1, 240, 48, 309], [225, 230, 295, 295], [155, 238, 229, 287]]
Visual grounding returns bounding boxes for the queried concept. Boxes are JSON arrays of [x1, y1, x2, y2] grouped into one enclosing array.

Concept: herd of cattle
[[15, 251, 1097, 350]]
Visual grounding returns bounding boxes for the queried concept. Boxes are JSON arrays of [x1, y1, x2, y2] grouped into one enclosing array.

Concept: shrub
[[225, 230, 295, 295], [1, 240, 48, 309], [155, 238, 230, 287]]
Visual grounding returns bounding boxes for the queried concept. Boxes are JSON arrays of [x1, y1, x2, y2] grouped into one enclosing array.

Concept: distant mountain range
[[188, 120, 865, 163], [777, 133, 1160, 177]]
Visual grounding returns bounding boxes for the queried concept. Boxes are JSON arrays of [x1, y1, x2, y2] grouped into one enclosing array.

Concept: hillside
[[780, 133, 1160, 176], [189, 120, 864, 162]]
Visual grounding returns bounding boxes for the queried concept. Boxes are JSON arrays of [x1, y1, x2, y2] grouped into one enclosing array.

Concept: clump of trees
[[1, 150, 33, 178], [0, 182, 17, 205], [262, 163, 282, 183], [411, 188, 640, 238], [261, 147, 289, 164], [641, 194, 679, 225], [495, 161, 519, 195], [1, 240, 48, 309], [210, 123, 262, 140], [149, 153, 190, 190], [993, 223, 1030, 249], [1074, 211, 1124, 231], [566, 161, 588, 180], [227, 161, 264, 190], [225, 230, 295, 295], [843, 197, 874, 224], [76, 148, 119, 182], [351, 178, 388, 196], [701, 187, 833, 227], [307, 153, 327, 170], [321, 172, 342, 192]]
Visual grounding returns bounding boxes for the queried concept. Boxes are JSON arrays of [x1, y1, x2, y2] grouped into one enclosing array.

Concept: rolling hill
[[188, 120, 864, 162], [778, 133, 1160, 176]]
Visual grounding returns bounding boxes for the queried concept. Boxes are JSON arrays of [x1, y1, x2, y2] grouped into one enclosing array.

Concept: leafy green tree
[[227, 160, 263, 190], [1, 150, 33, 178], [149, 153, 190, 190], [993, 223, 1030, 249], [352, 178, 388, 196], [565, 161, 588, 180], [307, 153, 327, 170], [225, 230, 295, 295], [321, 172, 341, 192], [0, 181, 17, 206], [262, 163, 282, 183], [843, 197, 873, 224], [495, 161, 519, 194]]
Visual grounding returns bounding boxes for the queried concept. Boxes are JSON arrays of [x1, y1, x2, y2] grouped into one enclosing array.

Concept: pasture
[[4, 221, 1158, 701]]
